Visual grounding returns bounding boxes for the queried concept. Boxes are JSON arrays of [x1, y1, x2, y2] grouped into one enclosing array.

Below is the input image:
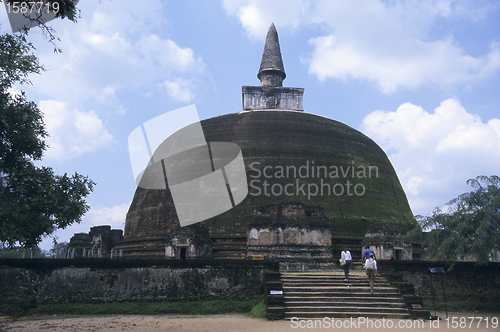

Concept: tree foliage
[[47, 240, 67, 258], [419, 175, 500, 265], [0, 243, 46, 258], [0, 2, 94, 249], [2, 0, 80, 49]]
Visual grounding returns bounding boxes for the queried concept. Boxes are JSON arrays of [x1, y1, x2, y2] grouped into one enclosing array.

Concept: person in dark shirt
[[363, 245, 375, 261]]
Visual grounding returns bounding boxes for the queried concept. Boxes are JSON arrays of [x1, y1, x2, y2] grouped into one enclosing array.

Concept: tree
[[0, 1, 94, 250], [0, 243, 47, 258], [419, 175, 500, 265], [2, 0, 80, 51], [47, 241, 68, 258]]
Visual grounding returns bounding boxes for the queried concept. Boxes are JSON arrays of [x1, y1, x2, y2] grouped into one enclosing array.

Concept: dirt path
[[1, 312, 498, 331]]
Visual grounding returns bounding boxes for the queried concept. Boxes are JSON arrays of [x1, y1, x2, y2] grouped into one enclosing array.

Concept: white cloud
[[86, 202, 130, 229], [361, 98, 500, 214], [223, 0, 500, 93], [223, 0, 310, 39], [309, 36, 500, 93], [162, 78, 195, 103], [29, 0, 206, 106], [39, 100, 116, 160], [7, 86, 22, 97], [21, 0, 209, 160]]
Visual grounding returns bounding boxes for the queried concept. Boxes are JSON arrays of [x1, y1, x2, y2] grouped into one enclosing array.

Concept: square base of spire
[[242, 86, 304, 111]]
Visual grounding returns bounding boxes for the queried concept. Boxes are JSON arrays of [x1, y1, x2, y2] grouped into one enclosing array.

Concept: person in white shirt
[[340, 247, 352, 280], [364, 253, 378, 294]]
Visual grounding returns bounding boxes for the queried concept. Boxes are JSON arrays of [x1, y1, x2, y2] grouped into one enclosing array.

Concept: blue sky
[[1, 0, 499, 251]]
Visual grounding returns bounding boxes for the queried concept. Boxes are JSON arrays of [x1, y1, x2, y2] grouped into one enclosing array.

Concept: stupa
[[112, 23, 415, 263]]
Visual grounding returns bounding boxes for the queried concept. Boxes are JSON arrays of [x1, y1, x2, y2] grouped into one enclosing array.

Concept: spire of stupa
[[242, 22, 303, 111], [257, 23, 286, 87]]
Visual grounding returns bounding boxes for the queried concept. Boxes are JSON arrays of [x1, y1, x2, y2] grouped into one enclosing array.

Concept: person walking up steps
[[364, 253, 378, 294], [340, 247, 352, 280], [362, 245, 375, 261]]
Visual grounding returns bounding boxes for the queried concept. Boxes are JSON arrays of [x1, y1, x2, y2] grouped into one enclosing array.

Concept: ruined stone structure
[[112, 23, 415, 263], [61, 226, 123, 259], [164, 224, 213, 260], [247, 202, 332, 262], [363, 222, 413, 261]]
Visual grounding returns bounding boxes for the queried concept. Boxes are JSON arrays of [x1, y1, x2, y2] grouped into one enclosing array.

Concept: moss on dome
[[121, 110, 414, 249]]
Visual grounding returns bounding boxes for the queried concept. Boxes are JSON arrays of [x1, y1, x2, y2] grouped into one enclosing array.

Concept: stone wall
[[0, 259, 277, 303], [380, 261, 500, 302]]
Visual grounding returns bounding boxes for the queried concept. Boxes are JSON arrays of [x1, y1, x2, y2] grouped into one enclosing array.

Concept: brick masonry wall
[[379, 261, 500, 302], [0, 259, 277, 303]]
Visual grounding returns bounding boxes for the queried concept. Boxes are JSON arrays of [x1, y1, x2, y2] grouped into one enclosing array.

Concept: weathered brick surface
[[121, 111, 415, 257]]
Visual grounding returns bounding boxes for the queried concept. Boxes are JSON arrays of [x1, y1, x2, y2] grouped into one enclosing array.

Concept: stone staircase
[[280, 272, 412, 320]]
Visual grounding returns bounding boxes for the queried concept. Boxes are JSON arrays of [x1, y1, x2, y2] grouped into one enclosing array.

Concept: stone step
[[284, 301, 407, 308], [282, 273, 379, 277], [283, 280, 393, 285], [285, 306, 409, 314], [282, 275, 384, 280], [283, 272, 365, 275], [280, 273, 411, 320], [284, 293, 400, 300], [283, 287, 400, 294], [283, 272, 366, 276], [284, 296, 404, 303], [283, 276, 368, 278], [283, 281, 396, 287], [283, 286, 400, 297], [284, 281, 392, 286], [282, 278, 373, 282], [283, 274, 363, 276], [282, 281, 390, 287]]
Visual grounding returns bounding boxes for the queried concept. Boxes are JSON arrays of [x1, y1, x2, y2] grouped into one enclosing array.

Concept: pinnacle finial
[[258, 23, 286, 87]]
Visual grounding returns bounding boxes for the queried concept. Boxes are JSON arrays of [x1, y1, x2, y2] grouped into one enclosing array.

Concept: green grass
[[1, 296, 265, 317], [423, 301, 500, 313], [250, 299, 266, 318]]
